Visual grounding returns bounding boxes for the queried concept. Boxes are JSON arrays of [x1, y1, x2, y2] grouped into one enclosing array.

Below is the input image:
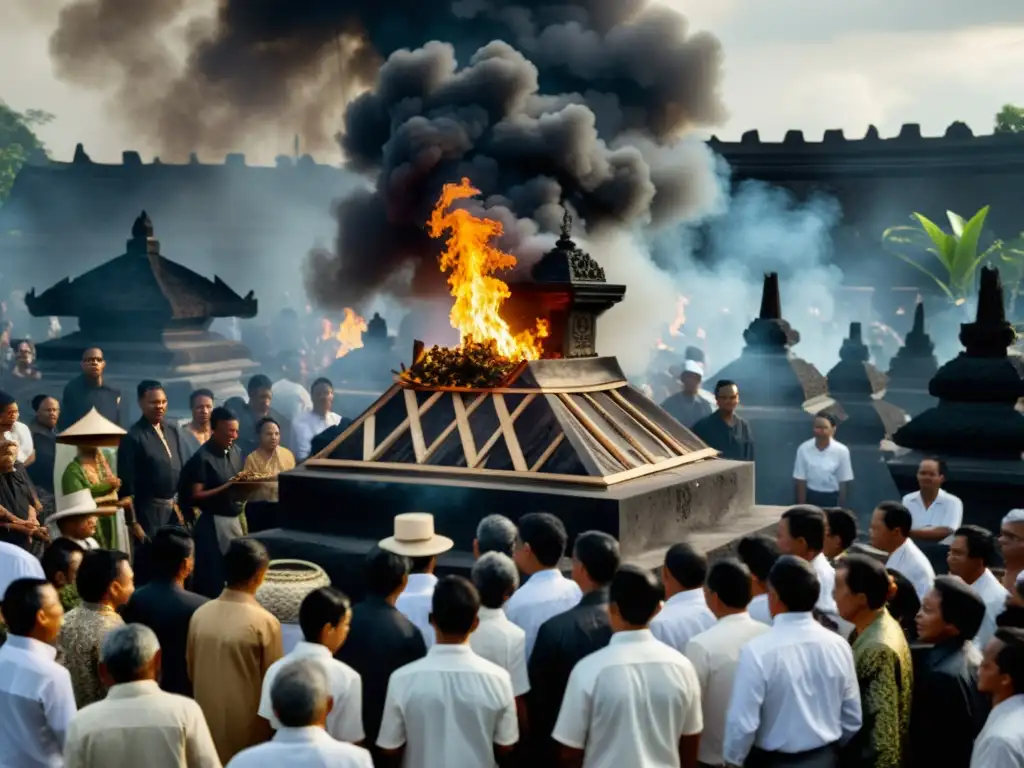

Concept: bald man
[[59, 347, 122, 429]]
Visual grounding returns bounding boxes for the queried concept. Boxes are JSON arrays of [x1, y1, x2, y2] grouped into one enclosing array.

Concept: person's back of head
[[767, 555, 820, 615], [837, 555, 890, 612], [737, 535, 780, 589], [223, 539, 270, 591], [41, 538, 84, 588], [101, 624, 161, 685], [271, 659, 332, 729], [515, 512, 568, 570], [409, 555, 434, 575], [475, 514, 517, 558], [77, 549, 130, 604], [932, 575, 986, 643], [431, 575, 480, 639], [885, 568, 921, 642], [609, 565, 662, 629], [298, 586, 351, 649], [991, 628, 1024, 696], [781, 505, 827, 557], [664, 542, 708, 592], [364, 545, 410, 599], [705, 558, 752, 613], [573, 531, 620, 587], [823, 507, 858, 554], [1, 578, 55, 638], [149, 526, 194, 583], [471, 552, 519, 609]]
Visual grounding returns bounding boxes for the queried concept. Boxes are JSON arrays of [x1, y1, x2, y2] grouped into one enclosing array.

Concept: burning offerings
[[335, 308, 368, 358], [399, 178, 548, 389]]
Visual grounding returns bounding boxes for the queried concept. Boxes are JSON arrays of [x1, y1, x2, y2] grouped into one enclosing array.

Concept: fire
[[429, 178, 548, 360], [668, 295, 689, 336], [334, 308, 367, 358]]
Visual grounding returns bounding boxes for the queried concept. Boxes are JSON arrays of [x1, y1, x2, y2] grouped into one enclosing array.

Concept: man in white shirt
[[473, 514, 517, 559], [505, 512, 582, 660], [64, 624, 220, 768], [271, 352, 313, 423], [948, 525, 1009, 648], [998, 509, 1024, 591], [292, 378, 342, 461], [651, 542, 715, 652], [904, 457, 963, 548], [0, 391, 35, 465], [870, 501, 935, 602], [0, 578, 77, 768], [792, 414, 854, 508], [737, 535, 781, 626], [777, 506, 840, 620], [469, 553, 529, 698], [383, 513, 454, 648], [553, 564, 703, 768], [685, 558, 769, 767], [230, 660, 372, 768], [973, 627, 1024, 767], [723, 556, 862, 767], [259, 586, 364, 744], [377, 576, 518, 768], [0, 539, 44, 598]]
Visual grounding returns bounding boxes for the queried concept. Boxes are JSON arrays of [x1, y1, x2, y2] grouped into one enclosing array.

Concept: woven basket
[[255, 559, 330, 624]]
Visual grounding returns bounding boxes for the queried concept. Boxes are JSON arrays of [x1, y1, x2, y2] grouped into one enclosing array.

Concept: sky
[[1, 0, 1023, 163]]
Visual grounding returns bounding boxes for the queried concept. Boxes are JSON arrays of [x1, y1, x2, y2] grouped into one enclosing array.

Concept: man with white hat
[[659, 359, 713, 429], [49, 489, 117, 551], [379, 513, 454, 648], [999, 509, 1024, 591]]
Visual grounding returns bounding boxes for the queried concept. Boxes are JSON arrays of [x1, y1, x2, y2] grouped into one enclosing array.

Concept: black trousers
[[746, 743, 839, 768], [805, 489, 840, 508]]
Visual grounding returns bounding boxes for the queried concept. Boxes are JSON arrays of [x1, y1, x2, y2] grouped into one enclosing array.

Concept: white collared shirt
[[723, 612, 862, 765], [271, 379, 313, 422], [971, 693, 1024, 768], [0, 541, 44, 599], [0, 635, 77, 768], [886, 538, 936, 603], [4, 421, 34, 464], [903, 489, 963, 546], [969, 569, 1009, 649], [553, 629, 702, 768], [685, 613, 771, 766], [292, 410, 342, 461], [650, 589, 716, 653], [227, 725, 373, 768], [258, 641, 364, 743], [396, 573, 438, 649], [811, 552, 839, 616], [748, 594, 772, 626], [469, 606, 530, 696], [505, 569, 582, 660], [377, 644, 518, 768], [792, 438, 854, 492]]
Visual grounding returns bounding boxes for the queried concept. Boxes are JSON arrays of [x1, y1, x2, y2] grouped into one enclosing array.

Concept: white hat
[[49, 489, 116, 523], [1004, 509, 1024, 525], [378, 513, 454, 558], [682, 360, 704, 377], [57, 408, 127, 447]]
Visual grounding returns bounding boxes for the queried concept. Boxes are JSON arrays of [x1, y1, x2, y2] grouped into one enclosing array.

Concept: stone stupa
[[886, 301, 940, 416], [887, 267, 1024, 532]]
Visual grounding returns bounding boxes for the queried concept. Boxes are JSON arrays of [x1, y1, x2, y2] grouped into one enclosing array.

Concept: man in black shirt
[[179, 406, 244, 597], [58, 347, 121, 429], [224, 374, 292, 458], [121, 526, 208, 696], [528, 530, 620, 763], [336, 546, 426, 761], [692, 379, 755, 461], [26, 395, 59, 503]]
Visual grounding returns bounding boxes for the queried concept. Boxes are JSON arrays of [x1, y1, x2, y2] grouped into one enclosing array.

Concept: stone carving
[[567, 312, 595, 358], [531, 209, 606, 284]]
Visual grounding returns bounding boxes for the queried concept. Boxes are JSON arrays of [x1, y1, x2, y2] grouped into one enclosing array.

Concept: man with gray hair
[[473, 514, 517, 559], [64, 623, 221, 768], [470, 553, 530, 707], [228, 660, 372, 768]]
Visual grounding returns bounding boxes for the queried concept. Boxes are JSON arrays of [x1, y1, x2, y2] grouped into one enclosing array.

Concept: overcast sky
[[2, 0, 1022, 163]]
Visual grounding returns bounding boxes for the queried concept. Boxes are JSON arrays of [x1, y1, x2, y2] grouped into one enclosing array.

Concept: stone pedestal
[[886, 302, 939, 416]]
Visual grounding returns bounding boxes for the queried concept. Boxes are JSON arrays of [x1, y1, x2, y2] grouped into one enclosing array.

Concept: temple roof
[[25, 211, 257, 320]]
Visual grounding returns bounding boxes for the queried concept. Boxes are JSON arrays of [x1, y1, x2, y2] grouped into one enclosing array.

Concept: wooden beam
[[473, 394, 536, 468], [310, 385, 400, 459], [362, 415, 376, 460], [448, 393, 480, 466], [556, 393, 633, 470], [601, 447, 719, 484], [607, 388, 689, 455], [493, 394, 527, 471], [369, 391, 444, 462], [530, 432, 565, 472], [305, 457, 610, 486], [404, 389, 428, 463], [581, 393, 658, 464], [397, 379, 627, 395]]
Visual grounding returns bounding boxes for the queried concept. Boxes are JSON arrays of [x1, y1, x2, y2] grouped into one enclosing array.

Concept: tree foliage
[[0, 102, 52, 205], [994, 104, 1024, 134]]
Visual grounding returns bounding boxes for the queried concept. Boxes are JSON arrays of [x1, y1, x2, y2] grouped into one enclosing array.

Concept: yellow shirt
[[187, 590, 283, 763], [241, 447, 295, 502]]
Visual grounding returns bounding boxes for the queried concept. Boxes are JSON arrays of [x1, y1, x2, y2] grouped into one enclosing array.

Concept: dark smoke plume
[[47, 0, 727, 306]]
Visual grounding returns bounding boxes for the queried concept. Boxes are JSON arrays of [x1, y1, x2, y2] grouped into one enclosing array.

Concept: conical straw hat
[[57, 407, 127, 447]]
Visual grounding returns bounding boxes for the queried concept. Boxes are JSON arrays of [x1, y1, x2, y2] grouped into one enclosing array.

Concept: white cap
[[1017, 571, 1024, 586], [1004, 509, 1024, 525], [682, 360, 704, 377]]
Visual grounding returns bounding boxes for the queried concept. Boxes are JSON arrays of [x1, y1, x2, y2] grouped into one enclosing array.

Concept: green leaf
[[911, 212, 957, 272], [947, 210, 967, 238], [949, 206, 989, 291], [889, 250, 956, 301]]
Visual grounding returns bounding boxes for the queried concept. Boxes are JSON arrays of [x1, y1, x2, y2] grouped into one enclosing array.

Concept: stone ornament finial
[[131, 210, 154, 239], [561, 208, 572, 239]]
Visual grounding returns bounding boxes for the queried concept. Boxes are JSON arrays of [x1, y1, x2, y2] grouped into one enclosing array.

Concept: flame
[[334, 308, 368, 358], [429, 178, 548, 359], [668, 295, 689, 336], [696, 327, 707, 340], [654, 338, 671, 351]]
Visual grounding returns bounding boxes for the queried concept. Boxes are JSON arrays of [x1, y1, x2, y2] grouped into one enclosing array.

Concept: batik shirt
[[56, 602, 124, 707]]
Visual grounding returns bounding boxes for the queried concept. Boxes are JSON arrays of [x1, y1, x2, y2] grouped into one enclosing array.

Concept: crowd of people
[[0, 499, 1023, 768]]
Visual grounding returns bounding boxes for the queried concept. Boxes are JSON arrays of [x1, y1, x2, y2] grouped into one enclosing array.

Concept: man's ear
[[98, 663, 115, 689]]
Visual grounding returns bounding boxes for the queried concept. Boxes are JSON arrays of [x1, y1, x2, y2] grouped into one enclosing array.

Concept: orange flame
[[429, 178, 548, 359], [668, 295, 689, 336], [334, 308, 367, 358]]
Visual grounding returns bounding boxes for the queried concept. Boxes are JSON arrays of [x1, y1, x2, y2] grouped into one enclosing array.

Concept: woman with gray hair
[[227, 660, 372, 768], [469, 552, 530, 702], [63, 623, 221, 768]]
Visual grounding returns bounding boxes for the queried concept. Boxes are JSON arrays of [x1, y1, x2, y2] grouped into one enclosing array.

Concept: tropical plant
[[995, 104, 1024, 134], [0, 102, 52, 205], [882, 206, 1000, 306], [998, 233, 1024, 319]]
